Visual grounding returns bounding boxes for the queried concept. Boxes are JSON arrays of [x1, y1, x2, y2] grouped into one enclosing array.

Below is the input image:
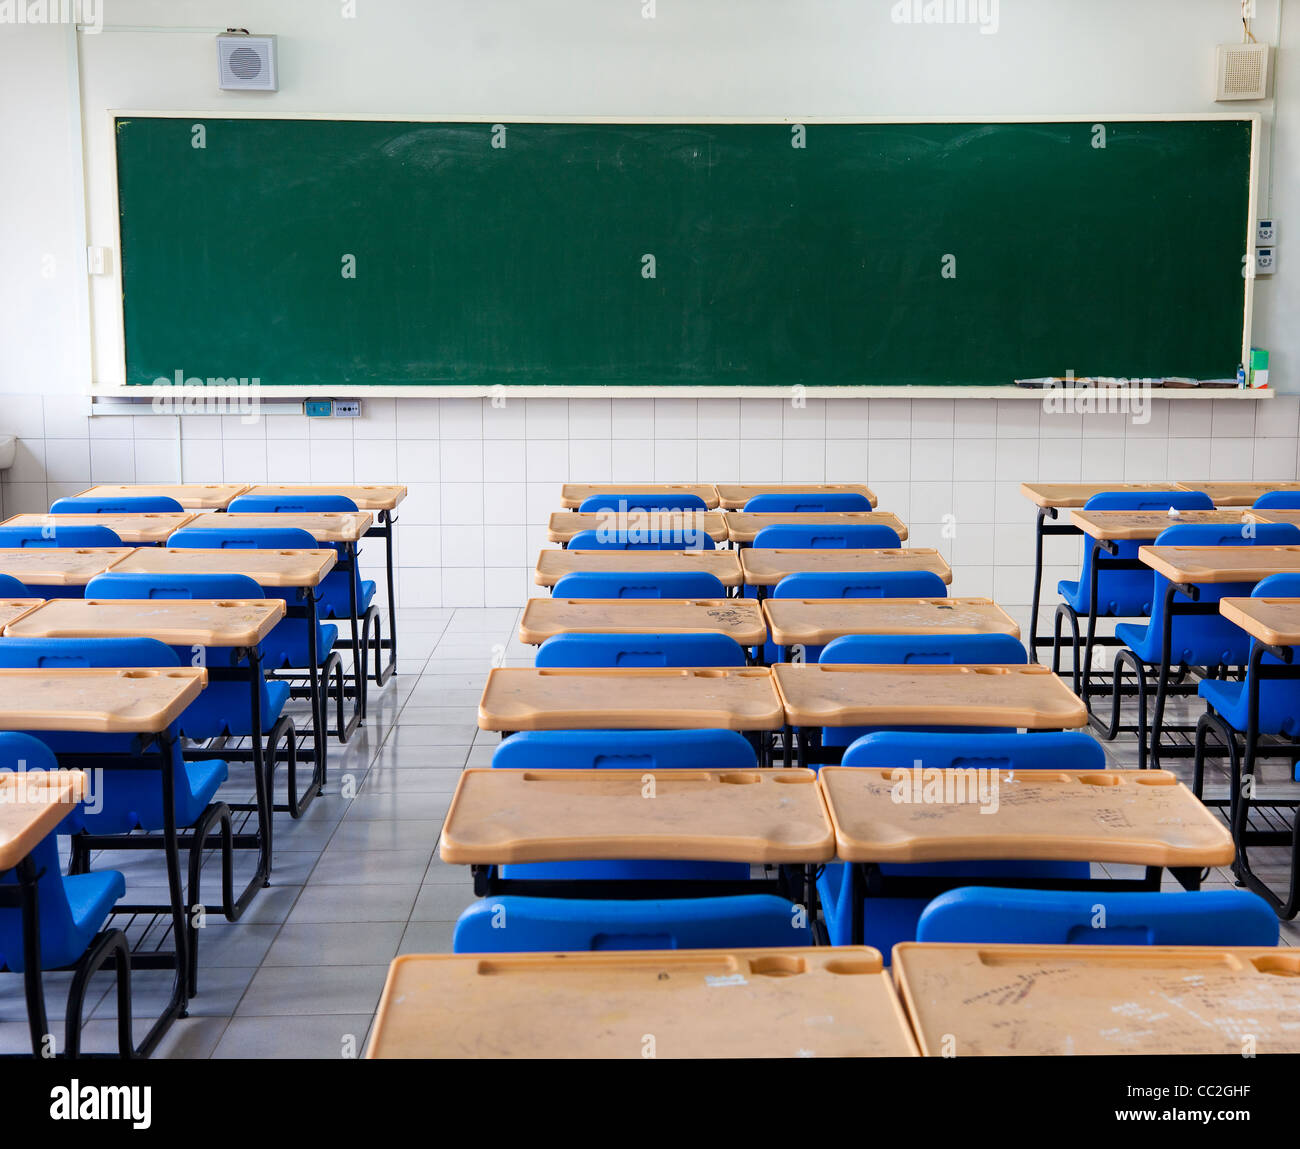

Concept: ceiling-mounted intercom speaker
[[1215, 42, 1269, 101], [218, 33, 278, 91]]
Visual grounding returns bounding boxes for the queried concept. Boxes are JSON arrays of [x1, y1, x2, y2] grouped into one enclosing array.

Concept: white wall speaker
[[218, 32, 278, 92], [1215, 42, 1269, 101]]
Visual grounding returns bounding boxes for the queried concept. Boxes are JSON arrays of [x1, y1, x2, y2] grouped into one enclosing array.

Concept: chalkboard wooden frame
[[99, 111, 1262, 400]]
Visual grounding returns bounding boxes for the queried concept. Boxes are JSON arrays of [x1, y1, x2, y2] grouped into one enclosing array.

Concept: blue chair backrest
[[535, 631, 747, 668], [86, 571, 264, 601], [0, 635, 178, 671], [1253, 491, 1300, 510], [841, 731, 1104, 771], [752, 524, 901, 549], [578, 494, 708, 512], [50, 495, 184, 513], [227, 494, 359, 513], [453, 894, 810, 952], [772, 571, 948, 599], [0, 573, 31, 596], [492, 729, 757, 770], [743, 493, 871, 512], [167, 526, 318, 550], [1154, 522, 1300, 548], [0, 525, 122, 548], [915, 887, 1279, 946], [1254, 572, 1300, 598], [551, 572, 728, 598], [0, 733, 103, 971], [820, 632, 1027, 665], [1083, 490, 1214, 512], [567, 529, 714, 551]]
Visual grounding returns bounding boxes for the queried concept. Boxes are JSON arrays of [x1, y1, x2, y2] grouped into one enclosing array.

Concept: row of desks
[[519, 595, 1018, 646], [368, 940, 1300, 1058], [547, 509, 908, 544], [533, 546, 951, 588], [73, 483, 406, 512], [0, 545, 338, 587], [0, 510, 374, 545], [559, 482, 879, 510]]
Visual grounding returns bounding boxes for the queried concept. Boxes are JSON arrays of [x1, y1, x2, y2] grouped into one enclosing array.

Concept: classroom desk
[[533, 548, 743, 588], [1018, 481, 1191, 663], [1065, 508, 1251, 710], [0, 599, 44, 628], [762, 597, 1019, 655], [1247, 507, 1300, 530], [724, 510, 907, 546], [1132, 545, 1300, 772], [545, 510, 728, 545], [1176, 480, 1300, 507], [0, 667, 207, 1056], [519, 597, 767, 648], [478, 666, 783, 732], [1, 512, 196, 545], [0, 547, 131, 588], [187, 510, 374, 541], [559, 483, 720, 510], [893, 943, 1300, 1056], [189, 511, 376, 721], [241, 484, 406, 688], [773, 663, 1088, 768], [739, 547, 952, 599], [1214, 596, 1300, 916], [7, 597, 289, 875], [75, 483, 249, 510], [112, 547, 340, 808], [367, 946, 918, 1059], [0, 769, 87, 1057], [714, 483, 878, 510], [820, 767, 1230, 945], [442, 766, 832, 903]]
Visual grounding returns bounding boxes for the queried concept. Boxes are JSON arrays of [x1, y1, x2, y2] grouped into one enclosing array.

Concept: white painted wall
[[1, 0, 1296, 606]]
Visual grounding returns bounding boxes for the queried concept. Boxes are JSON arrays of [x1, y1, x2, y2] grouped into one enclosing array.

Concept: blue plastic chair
[[551, 571, 728, 598], [816, 632, 1028, 749], [743, 493, 872, 512], [226, 494, 377, 622], [166, 527, 340, 670], [821, 732, 1102, 950], [535, 632, 747, 668], [752, 524, 901, 549], [771, 571, 948, 599], [453, 895, 810, 952], [915, 887, 1279, 946], [1253, 492, 1300, 510], [567, 528, 714, 551], [0, 638, 228, 835], [84, 572, 294, 742], [50, 495, 184, 513], [578, 494, 708, 512], [0, 573, 31, 596], [1057, 490, 1213, 618], [0, 525, 122, 548], [1116, 522, 1300, 668], [0, 733, 133, 1057], [492, 729, 758, 770]]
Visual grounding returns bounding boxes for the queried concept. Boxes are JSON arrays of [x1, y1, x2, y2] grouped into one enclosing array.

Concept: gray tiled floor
[[1, 601, 1296, 1058]]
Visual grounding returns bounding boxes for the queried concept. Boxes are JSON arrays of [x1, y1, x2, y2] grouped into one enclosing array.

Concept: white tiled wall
[[2, 392, 1294, 609]]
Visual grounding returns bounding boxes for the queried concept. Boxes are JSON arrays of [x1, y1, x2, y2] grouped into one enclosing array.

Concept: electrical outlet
[[303, 399, 333, 417], [1257, 218, 1276, 245], [1256, 247, 1276, 275], [332, 400, 362, 417]]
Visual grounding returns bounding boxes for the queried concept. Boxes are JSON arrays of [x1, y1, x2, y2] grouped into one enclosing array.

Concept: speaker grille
[[217, 35, 278, 91]]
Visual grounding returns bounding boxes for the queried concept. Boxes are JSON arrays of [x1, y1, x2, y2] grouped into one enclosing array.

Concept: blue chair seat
[[1199, 662, 1300, 738], [1056, 574, 1153, 617], [1115, 617, 1252, 667], [179, 679, 293, 741], [492, 729, 757, 769], [318, 574, 376, 620], [265, 620, 339, 669]]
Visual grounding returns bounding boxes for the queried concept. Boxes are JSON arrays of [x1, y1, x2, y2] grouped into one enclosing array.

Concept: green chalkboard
[[115, 116, 1253, 388]]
